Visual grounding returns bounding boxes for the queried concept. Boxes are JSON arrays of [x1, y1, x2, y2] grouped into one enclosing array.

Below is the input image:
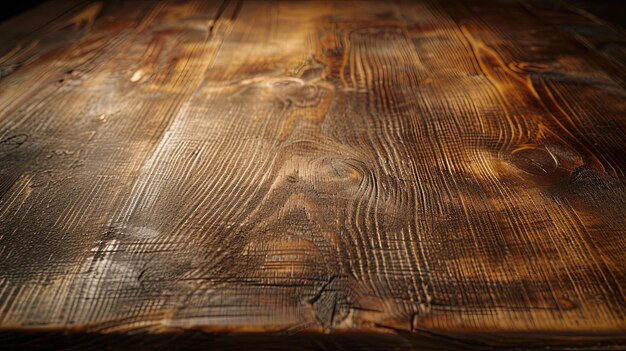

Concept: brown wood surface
[[0, 0, 625, 349]]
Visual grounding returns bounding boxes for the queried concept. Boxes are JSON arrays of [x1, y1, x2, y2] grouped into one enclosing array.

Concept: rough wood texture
[[0, 0, 625, 349]]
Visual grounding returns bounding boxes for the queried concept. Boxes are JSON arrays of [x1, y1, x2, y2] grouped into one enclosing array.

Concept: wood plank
[[0, 0, 624, 349]]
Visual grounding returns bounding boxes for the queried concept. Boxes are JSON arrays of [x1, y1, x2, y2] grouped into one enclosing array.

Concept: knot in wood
[[510, 146, 558, 175]]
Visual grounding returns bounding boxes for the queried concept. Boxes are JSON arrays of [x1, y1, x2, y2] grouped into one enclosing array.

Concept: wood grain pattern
[[0, 0, 624, 349]]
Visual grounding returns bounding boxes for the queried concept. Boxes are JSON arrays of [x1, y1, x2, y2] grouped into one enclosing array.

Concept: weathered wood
[[0, 0, 624, 349]]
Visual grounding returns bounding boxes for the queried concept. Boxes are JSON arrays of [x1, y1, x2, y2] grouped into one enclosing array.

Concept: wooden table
[[0, 1, 624, 349]]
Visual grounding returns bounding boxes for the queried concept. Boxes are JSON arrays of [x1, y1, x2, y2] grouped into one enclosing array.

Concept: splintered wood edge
[[0, 325, 625, 350]]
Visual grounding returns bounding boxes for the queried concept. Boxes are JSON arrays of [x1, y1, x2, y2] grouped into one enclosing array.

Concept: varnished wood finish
[[0, 0, 625, 349]]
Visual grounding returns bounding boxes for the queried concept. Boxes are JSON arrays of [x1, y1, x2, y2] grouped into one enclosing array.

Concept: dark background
[[0, 1, 624, 29], [1, 1, 48, 23], [568, 0, 625, 28]]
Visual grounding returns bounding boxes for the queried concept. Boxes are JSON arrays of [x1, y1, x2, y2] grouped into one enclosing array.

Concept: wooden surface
[[0, 0, 625, 349]]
